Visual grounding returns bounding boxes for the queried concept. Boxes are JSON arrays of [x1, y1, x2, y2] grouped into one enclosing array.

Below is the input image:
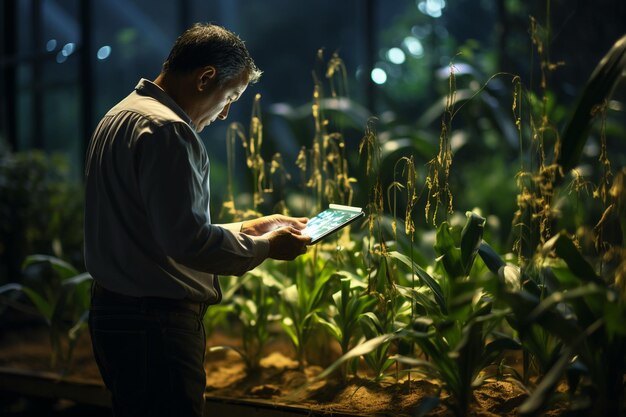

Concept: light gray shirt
[[84, 79, 269, 303]]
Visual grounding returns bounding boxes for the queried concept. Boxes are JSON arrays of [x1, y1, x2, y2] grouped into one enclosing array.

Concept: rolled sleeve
[[220, 222, 244, 232]]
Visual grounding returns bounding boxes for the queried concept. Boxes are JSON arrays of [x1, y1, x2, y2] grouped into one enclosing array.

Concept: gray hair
[[162, 23, 262, 85]]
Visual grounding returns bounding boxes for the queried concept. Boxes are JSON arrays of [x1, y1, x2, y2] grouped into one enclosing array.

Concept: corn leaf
[[361, 312, 384, 334], [542, 232, 602, 285], [50, 273, 92, 354], [317, 317, 342, 342], [519, 319, 604, 417], [558, 34, 626, 172], [526, 284, 605, 333], [280, 319, 299, 348], [22, 255, 79, 281], [479, 337, 522, 371], [311, 333, 403, 382], [477, 242, 506, 275], [460, 212, 486, 274], [499, 290, 581, 346], [209, 345, 247, 361], [0, 283, 23, 295], [388, 251, 447, 314], [434, 222, 465, 279], [21, 287, 52, 322]]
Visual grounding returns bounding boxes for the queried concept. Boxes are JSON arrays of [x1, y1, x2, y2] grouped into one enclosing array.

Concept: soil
[[0, 322, 568, 417]]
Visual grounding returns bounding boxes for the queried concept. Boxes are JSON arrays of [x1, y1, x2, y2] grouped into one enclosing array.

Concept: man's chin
[[196, 119, 216, 132]]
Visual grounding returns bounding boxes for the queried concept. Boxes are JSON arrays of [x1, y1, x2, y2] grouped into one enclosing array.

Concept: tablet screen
[[303, 204, 364, 244]]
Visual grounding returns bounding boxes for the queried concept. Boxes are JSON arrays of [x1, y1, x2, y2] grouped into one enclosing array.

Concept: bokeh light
[[416, 0, 446, 18], [371, 68, 388, 85], [403, 36, 424, 57], [61, 42, 76, 57], [46, 39, 57, 52], [97, 46, 112, 60], [55, 51, 67, 63], [387, 47, 406, 64]]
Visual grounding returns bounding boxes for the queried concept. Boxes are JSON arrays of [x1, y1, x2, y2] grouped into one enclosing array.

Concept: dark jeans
[[89, 284, 208, 417]]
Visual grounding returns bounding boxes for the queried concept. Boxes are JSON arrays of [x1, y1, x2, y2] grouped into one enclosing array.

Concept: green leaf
[[392, 355, 439, 370], [280, 284, 299, 305], [247, 268, 286, 291], [460, 212, 486, 274], [361, 312, 384, 334], [63, 272, 92, 287], [22, 255, 79, 281], [479, 337, 522, 370], [478, 242, 506, 274], [503, 284, 600, 351], [21, 287, 52, 322], [307, 271, 339, 313], [209, 345, 247, 360], [280, 320, 299, 348], [542, 232, 602, 285], [558, 34, 626, 172], [225, 274, 256, 298], [312, 333, 402, 382], [388, 251, 447, 314], [526, 284, 604, 330], [50, 273, 93, 346], [379, 356, 397, 375], [499, 265, 521, 291], [519, 319, 604, 416], [434, 222, 465, 279], [68, 310, 89, 341], [0, 283, 23, 294], [317, 317, 342, 342], [396, 285, 439, 315]]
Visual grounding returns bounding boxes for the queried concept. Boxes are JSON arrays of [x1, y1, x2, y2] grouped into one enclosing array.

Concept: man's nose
[[217, 103, 231, 120]]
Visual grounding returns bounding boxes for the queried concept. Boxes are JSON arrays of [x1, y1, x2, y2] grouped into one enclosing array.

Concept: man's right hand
[[265, 226, 311, 260]]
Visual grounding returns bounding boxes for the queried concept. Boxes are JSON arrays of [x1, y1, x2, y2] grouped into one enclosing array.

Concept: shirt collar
[[134, 78, 196, 129]]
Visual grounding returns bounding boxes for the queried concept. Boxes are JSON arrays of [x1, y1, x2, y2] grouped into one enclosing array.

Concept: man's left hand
[[241, 214, 308, 237]]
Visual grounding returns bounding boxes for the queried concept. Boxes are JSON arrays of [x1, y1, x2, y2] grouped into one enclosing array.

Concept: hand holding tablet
[[303, 204, 365, 244]]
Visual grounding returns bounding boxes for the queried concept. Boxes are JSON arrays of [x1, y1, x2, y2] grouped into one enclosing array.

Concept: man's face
[[195, 71, 249, 132]]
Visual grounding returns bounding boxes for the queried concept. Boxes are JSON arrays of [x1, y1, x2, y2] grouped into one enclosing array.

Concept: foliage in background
[[0, 148, 84, 284]]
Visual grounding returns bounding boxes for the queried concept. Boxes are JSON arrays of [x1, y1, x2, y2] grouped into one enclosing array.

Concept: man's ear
[[197, 66, 217, 91]]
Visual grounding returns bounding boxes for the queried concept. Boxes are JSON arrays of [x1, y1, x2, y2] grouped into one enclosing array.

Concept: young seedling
[[0, 255, 92, 374]]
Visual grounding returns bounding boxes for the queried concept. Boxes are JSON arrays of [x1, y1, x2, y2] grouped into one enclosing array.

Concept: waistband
[[91, 282, 207, 316]]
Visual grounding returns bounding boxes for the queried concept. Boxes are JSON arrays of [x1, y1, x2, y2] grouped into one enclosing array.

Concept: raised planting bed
[[0, 366, 366, 417], [0, 324, 565, 416]]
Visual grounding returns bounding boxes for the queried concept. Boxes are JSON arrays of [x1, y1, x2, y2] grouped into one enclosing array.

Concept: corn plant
[[483, 230, 626, 417], [491, 254, 565, 384], [316, 273, 376, 382], [278, 253, 341, 368], [0, 255, 92, 373], [310, 213, 520, 416], [209, 269, 284, 373], [489, 29, 626, 416], [395, 212, 521, 416], [359, 285, 410, 382]]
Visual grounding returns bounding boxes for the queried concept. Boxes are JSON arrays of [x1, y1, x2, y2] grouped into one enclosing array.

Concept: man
[[84, 23, 311, 417]]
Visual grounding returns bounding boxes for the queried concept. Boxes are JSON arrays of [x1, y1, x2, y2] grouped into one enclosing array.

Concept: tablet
[[303, 204, 365, 244]]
